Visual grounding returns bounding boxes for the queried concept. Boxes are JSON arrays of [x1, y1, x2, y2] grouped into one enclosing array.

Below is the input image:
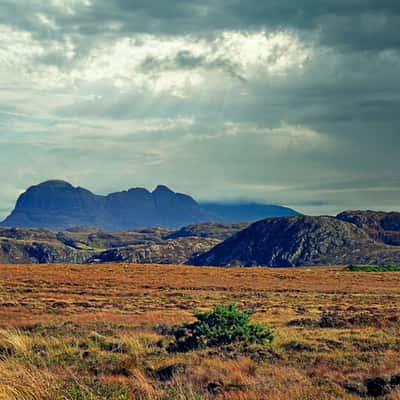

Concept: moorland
[[1, 263, 400, 399]]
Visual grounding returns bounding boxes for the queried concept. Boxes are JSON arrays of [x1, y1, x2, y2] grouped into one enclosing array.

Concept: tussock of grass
[[0, 360, 59, 400]]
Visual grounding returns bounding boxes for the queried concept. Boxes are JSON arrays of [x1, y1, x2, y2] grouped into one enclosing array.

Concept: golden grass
[[0, 360, 59, 400], [0, 263, 400, 398]]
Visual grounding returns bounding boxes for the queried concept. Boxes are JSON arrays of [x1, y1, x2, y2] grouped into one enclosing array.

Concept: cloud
[[0, 0, 399, 218]]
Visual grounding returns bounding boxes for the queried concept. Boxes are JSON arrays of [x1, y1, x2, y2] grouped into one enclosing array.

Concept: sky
[[0, 0, 399, 218]]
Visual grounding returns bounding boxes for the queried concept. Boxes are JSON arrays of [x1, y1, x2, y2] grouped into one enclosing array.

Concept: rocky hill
[[0, 224, 226, 264], [165, 222, 250, 241], [337, 210, 400, 246], [0, 237, 94, 264], [1, 211, 399, 266], [0, 180, 298, 230], [87, 237, 221, 264], [56, 226, 172, 249], [190, 214, 400, 267], [0, 226, 171, 264]]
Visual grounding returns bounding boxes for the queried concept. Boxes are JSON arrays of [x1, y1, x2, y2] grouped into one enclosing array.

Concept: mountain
[[200, 202, 299, 222], [1, 180, 215, 230], [1, 180, 299, 230], [190, 213, 400, 267]]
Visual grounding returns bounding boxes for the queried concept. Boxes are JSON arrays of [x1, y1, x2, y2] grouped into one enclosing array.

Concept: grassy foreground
[[1, 263, 400, 399]]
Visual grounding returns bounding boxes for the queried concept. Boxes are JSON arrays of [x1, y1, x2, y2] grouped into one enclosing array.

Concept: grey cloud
[[0, 0, 399, 216], [2, 1, 400, 51], [139, 50, 247, 82]]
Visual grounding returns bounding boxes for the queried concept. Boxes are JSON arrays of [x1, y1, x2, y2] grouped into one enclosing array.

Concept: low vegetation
[[346, 264, 400, 272], [169, 303, 273, 352], [1, 263, 400, 399]]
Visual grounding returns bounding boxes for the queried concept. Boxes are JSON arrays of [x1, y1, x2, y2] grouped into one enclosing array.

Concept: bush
[[169, 304, 273, 352]]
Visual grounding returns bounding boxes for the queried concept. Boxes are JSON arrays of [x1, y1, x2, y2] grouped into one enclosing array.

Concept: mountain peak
[[36, 180, 74, 189], [153, 185, 175, 194]]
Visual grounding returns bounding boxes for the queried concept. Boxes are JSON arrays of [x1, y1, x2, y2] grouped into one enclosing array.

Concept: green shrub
[[346, 264, 400, 272], [169, 303, 273, 352]]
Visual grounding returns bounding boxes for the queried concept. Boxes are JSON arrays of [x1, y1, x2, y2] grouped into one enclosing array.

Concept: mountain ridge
[[0, 180, 299, 230]]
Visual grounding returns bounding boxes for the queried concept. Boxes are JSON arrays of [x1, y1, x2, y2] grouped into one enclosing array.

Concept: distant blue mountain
[[200, 202, 300, 223], [0, 180, 300, 230]]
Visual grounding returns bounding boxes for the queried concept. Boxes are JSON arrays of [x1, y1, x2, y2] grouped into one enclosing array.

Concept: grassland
[[1, 263, 400, 399]]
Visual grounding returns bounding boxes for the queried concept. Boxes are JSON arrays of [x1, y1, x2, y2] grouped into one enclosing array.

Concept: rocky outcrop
[[87, 237, 221, 264], [56, 226, 172, 249], [0, 226, 172, 264], [190, 215, 400, 267], [337, 210, 400, 246], [0, 226, 218, 264], [0, 239, 94, 264], [165, 222, 250, 241]]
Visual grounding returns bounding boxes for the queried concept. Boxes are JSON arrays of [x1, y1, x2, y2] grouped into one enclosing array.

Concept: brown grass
[[1, 263, 400, 399]]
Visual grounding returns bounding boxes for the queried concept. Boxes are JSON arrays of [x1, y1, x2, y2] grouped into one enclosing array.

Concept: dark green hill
[[190, 214, 400, 267]]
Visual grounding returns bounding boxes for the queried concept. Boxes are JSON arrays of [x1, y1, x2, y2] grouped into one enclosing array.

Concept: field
[[1, 263, 400, 399]]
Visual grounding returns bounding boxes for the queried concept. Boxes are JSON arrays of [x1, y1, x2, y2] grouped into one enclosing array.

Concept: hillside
[[0, 224, 229, 264], [0, 180, 298, 230], [337, 210, 400, 245], [165, 222, 250, 240], [191, 213, 400, 267], [87, 237, 221, 264], [0, 226, 171, 264]]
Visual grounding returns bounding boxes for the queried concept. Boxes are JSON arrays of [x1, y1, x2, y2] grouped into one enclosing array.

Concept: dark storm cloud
[[1, 0, 400, 50], [0, 0, 399, 216]]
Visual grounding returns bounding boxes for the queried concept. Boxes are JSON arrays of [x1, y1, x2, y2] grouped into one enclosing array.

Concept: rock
[[343, 381, 368, 397], [283, 341, 315, 352], [207, 381, 224, 394], [365, 377, 391, 397], [154, 363, 187, 381], [319, 310, 384, 328], [337, 210, 400, 246], [87, 237, 221, 264], [390, 374, 400, 387], [166, 222, 250, 240]]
